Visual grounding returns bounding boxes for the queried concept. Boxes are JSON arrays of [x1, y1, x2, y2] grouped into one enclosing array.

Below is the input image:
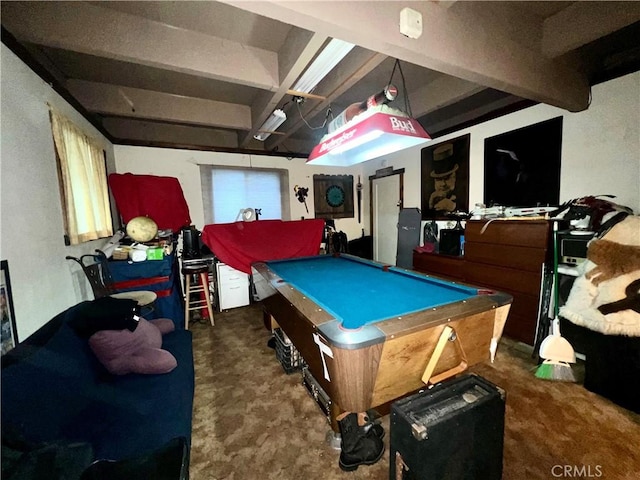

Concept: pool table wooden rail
[[252, 258, 512, 422], [253, 260, 337, 329]]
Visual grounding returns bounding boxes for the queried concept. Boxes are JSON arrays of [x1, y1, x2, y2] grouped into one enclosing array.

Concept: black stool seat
[[181, 264, 208, 275]]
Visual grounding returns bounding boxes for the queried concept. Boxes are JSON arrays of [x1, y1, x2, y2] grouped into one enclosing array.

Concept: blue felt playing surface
[[267, 256, 477, 329]]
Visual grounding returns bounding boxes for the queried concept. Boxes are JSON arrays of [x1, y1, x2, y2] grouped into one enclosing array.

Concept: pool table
[[252, 254, 512, 428]]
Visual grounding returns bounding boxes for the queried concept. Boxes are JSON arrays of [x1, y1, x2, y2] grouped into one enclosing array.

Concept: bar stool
[[182, 263, 214, 329]]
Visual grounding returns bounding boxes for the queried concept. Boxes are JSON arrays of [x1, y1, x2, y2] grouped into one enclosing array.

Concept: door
[[372, 173, 401, 264]]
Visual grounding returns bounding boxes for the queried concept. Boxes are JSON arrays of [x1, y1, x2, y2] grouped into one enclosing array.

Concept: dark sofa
[[1, 300, 194, 478]]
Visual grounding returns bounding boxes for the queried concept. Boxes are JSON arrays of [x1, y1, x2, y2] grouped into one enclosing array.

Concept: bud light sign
[[389, 116, 418, 135], [307, 111, 430, 165]]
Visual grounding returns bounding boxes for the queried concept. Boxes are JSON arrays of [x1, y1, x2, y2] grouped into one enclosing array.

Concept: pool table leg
[[263, 310, 275, 331], [324, 402, 343, 449]]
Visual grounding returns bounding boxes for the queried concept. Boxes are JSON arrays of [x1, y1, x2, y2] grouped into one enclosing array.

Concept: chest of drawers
[[414, 219, 551, 345]]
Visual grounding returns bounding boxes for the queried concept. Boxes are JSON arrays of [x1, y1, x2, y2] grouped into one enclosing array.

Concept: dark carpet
[[189, 304, 640, 480]]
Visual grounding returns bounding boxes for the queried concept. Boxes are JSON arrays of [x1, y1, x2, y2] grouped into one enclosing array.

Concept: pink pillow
[[88, 317, 177, 375], [149, 318, 175, 335]]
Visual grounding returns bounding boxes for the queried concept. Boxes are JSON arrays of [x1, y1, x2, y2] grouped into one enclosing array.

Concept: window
[[200, 166, 290, 224], [49, 109, 113, 245]]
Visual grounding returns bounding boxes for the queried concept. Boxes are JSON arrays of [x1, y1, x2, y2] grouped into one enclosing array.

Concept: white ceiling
[[2, 1, 639, 158]]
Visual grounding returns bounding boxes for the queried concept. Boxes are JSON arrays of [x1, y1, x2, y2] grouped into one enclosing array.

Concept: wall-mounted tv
[[484, 116, 563, 208]]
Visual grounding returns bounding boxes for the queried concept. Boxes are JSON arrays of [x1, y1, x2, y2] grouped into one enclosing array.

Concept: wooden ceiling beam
[[224, 0, 591, 112], [67, 80, 252, 130], [410, 76, 486, 118], [542, 2, 640, 58], [1, 1, 279, 90], [265, 49, 388, 151], [102, 117, 240, 149], [240, 30, 329, 148]]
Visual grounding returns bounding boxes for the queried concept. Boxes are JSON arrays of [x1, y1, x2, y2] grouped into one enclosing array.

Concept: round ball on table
[[126, 216, 158, 242]]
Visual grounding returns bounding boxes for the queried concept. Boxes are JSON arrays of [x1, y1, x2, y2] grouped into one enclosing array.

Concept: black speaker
[[181, 226, 202, 260], [439, 229, 463, 256], [390, 374, 505, 480]]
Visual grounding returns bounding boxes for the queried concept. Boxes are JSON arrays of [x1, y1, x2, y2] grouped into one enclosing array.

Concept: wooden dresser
[[413, 219, 552, 345]]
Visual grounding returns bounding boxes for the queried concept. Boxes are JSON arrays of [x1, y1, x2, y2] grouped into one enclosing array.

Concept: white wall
[[113, 147, 366, 240], [359, 71, 640, 234], [116, 72, 639, 245], [0, 45, 116, 340], [2, 41, 638, 341]]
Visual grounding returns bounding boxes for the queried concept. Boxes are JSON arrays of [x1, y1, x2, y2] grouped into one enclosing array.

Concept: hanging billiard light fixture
[[307, 106, 431, 166], [307, 61, 431, 166]]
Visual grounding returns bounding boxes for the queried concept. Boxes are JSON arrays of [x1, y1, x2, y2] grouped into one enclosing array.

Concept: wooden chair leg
[[199, 272, 215, 326], [184, 274, 191, 330]]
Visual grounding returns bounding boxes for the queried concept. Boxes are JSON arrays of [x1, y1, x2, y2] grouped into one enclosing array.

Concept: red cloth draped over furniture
[[109, 173, 191, 232], [201, 219, 325, 274]]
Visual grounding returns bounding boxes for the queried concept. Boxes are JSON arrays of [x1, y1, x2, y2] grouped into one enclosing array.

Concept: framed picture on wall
[[484, 117, 562, 208], [421, 134, 470, 219], [1, 260, 18, 355]]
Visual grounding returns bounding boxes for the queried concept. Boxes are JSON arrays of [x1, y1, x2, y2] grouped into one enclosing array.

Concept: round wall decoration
[[326, 185, 345, 207], [313, 174, 354, 219]]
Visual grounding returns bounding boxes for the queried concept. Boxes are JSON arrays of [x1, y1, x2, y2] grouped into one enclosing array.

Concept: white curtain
[[49, 109, 113, 244], [200, 166, 290, 224]]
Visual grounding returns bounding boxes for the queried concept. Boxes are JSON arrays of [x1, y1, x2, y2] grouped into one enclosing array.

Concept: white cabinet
[[216, 263, 250, 310]]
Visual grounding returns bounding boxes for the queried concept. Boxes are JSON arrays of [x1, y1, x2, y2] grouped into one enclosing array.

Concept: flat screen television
[[483, 116, 562, 208]]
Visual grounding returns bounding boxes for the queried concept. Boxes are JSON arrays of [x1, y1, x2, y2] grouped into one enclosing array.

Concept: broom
[[535, 221, 577, 382]]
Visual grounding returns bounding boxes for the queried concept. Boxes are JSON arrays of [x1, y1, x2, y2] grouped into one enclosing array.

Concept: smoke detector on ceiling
[[400, 7, 423, 39]]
